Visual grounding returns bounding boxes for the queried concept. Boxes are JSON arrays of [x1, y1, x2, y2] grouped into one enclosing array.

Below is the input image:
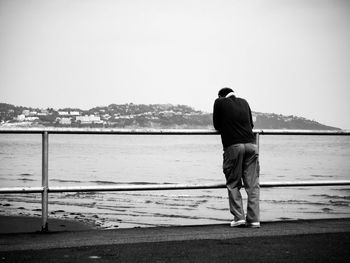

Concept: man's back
[[213, 95, 255, 148]]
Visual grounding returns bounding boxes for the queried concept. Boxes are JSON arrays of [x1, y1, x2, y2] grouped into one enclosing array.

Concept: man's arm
[[213, 99, 221, 131], [248, 104, 254, 129]]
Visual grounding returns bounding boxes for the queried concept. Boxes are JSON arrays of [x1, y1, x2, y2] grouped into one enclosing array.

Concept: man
[[213, 87, 260, 228]]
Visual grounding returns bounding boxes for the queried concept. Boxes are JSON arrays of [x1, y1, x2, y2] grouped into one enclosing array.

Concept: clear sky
[[0, 0, 349, 129]]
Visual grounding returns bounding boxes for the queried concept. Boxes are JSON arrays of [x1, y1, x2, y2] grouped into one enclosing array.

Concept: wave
[[278, 217, 294, 220], [329, 200, 349, 206], [264, 199, 327, 206], [312, 194, 350, 200], [88, 180, 118, 185], [148, 212, 228, 222], [310, 174, 334, 178], [207, 207, 227, 211], [1, 177, 37, 182], [17, 178, 35, 182], [302, 210, 350, 215], [51, 179, 85, 183], [19, 173, 34, 177], [333, 188, 350, 192]]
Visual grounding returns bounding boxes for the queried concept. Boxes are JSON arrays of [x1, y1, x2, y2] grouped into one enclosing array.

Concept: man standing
[[213, 87, 260, 228]]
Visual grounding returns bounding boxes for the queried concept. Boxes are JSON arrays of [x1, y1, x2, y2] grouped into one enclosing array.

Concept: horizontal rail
[[0, 127, 216, 135], [1, 180, 350, 194], [259, 180, 350, 187], [254, 129, 350, 136], [0, 187, 44, 194], [0, 127, 349, 135]]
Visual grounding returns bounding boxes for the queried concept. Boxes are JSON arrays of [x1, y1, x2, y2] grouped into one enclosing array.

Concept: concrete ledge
[[1, 219, 350, 263], [0, 215, 95, 234], [1, 218, 349, 252]]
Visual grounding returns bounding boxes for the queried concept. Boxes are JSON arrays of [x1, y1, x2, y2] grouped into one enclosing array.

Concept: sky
[[0, 0, 349, 129]]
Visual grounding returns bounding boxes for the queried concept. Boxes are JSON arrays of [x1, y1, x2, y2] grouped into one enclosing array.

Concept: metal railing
[[1, 127, 350, 231]]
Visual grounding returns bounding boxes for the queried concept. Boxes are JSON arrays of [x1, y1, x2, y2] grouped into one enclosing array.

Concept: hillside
[[0, 102, 340, 130]]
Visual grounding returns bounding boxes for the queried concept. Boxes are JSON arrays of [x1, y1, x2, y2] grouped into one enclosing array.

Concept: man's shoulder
[[236, 97, 247, 102], [214, 97, 226, 106], [215, 96, 249, 107], [215, 97, 226, 102], [236, 97, 250, 105]]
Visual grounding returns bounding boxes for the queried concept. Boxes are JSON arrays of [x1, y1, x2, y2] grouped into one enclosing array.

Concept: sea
[[0, 133, 349, 229]]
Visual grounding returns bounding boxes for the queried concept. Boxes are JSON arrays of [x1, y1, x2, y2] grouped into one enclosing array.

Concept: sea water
[[0, 134, 349, 228]]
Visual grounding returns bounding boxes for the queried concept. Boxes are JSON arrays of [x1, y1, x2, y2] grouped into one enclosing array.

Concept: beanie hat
[[218, 87, 234, 98]]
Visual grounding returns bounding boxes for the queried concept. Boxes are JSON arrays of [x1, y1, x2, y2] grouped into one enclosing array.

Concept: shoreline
[[1, 213, 350, 235]]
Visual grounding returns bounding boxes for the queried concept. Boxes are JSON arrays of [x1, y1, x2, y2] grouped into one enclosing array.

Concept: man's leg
[[242, 143, 260, 224], [223, 144, 245, 221]]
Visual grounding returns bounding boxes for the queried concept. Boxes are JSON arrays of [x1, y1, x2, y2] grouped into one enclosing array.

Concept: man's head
[[218, 87, 234, 98]]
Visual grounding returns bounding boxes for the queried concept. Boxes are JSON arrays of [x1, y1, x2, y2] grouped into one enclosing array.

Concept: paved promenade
[[0, 218, 349, 262]]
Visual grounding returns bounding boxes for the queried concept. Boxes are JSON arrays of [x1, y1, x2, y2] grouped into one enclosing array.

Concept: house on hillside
[[59, 118, 72, 125], [76, 115, 103, 124], [70, 111, 80, 116], [58, 111, 69, 116]]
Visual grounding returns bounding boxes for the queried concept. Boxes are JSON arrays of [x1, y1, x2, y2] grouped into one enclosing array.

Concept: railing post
[[41, 131, 49, 232], [256, 132, 260, 153]]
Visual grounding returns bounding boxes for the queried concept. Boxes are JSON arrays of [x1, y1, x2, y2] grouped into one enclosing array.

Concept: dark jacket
[[213, 95, 255, 148]]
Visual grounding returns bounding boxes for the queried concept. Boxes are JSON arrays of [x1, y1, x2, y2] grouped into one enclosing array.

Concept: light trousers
[[223, 143, 260, 223]]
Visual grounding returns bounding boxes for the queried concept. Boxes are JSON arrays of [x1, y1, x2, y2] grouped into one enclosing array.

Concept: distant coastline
[[0, 102, 340, 130]]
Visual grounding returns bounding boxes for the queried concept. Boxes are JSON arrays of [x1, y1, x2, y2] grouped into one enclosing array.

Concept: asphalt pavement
[[0, 218, 349, 263]]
